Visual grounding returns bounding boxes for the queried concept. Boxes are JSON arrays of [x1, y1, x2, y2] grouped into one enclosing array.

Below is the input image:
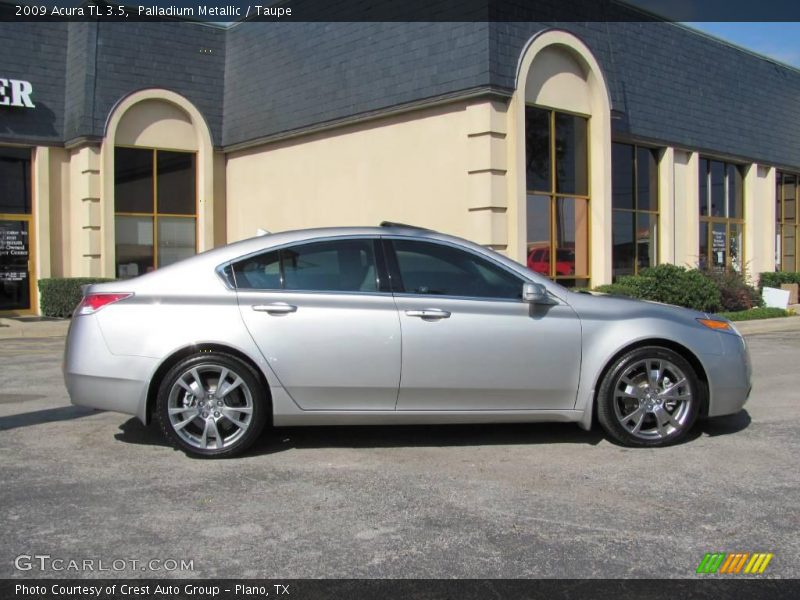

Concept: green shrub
[[595, 265, 722, 312], [593, 282, 637, 297], [717, 307, 793, 321], [38, 278, 114, 318], [702, 269, 763, 312], [759, 271, 800, 290]]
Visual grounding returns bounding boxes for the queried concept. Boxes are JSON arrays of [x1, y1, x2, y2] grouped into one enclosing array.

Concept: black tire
[[596, 346, 700, 447], [155, 352, 268, 458]]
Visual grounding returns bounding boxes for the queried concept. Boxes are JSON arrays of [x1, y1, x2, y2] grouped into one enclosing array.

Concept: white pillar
[[673, 151, 700, 268], [657, 147, 675, 265], [32, 146, 51, 314], [744, 164, 776, 281]]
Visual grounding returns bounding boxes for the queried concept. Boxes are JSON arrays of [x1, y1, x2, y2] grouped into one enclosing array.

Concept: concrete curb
[[735, 316, 800, 336], [0, 318, 70, 339]]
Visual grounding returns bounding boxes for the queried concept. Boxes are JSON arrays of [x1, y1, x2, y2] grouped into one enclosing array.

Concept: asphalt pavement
[[0, 332, 798, 579]]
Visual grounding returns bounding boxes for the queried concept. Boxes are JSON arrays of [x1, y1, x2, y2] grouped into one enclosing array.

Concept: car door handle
[[405, 309, 451, 319], [252, 303, 297, 314]]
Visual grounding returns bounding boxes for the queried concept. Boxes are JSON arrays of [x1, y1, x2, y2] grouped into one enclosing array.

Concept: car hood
[[565, 291, 713, 323]]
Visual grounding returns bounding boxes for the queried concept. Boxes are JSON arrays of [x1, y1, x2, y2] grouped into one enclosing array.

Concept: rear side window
[[390, 239, 522, 300], [233, 250, 282, 289], [232, 239, 379, 293]]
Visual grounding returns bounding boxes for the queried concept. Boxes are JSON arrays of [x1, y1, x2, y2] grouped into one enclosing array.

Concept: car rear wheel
[[155, 352, 267, 458], [597, 346, 700, 447]]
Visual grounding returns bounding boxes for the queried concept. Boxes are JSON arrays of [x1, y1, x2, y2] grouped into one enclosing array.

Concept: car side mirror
[[522, 282, 550, 304]]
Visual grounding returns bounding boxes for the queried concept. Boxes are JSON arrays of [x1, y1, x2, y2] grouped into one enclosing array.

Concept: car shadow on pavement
[[115, 418, 171, 448], [248, 422, 606, 456], [0, 405, 99, 432], [697, 409, 752, 437], [113, 413, 753, 457], [114, 418, 605, 456]]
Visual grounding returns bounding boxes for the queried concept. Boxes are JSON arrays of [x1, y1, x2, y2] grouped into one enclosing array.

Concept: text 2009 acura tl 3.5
[[64, 223, 751, 458]]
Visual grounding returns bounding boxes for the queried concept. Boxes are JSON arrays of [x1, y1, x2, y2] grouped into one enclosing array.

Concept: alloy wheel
[[167, 363, 255, 450], [612, 358, 694, 441]]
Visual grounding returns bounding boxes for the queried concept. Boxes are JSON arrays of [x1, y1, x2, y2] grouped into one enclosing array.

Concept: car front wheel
[[155, 352, 267, 458], [597, 346, 700, 447]]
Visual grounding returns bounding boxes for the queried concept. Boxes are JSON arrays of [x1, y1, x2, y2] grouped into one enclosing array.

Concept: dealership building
[[2, 3, 800, 315]]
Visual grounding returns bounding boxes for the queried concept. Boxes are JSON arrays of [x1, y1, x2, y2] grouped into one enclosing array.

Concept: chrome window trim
[[217, 232, 567, 304], [234, 288, 395, 299], [390, 292, 525, 305]]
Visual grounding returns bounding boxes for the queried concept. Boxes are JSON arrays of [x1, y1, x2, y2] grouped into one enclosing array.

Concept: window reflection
[[114, 147, 197, 277], [777, 172, 799, 272], [698, 158, 745, 272], [525, 107, 551, 193], [555, 113, 588, 196], [524, 107, 590, 286], [611, 143, 660, 279], [0, 148, 31, 215]]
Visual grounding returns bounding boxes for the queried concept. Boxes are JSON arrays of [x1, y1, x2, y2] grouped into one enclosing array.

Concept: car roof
[[200, 225, 442, 262]]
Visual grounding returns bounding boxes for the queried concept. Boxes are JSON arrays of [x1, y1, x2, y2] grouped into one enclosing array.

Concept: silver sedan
[[64, 224, 751, 458]]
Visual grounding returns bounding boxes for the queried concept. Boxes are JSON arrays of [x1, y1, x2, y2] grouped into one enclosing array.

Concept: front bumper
[[703, 331, 752, 417], [63, 316, 159, 423]]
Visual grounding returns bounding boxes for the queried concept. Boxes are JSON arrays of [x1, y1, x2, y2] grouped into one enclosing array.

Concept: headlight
[[697, 318, 739, 335]]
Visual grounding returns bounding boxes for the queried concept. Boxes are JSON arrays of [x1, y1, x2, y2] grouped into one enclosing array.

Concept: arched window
[[515, 31, 612, 287], [102, 90, 214, 279]]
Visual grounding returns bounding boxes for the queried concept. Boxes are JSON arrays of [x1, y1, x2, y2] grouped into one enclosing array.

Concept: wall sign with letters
[[0, 78, 35, 108]]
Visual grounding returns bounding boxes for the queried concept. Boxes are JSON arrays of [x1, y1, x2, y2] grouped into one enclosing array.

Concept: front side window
[[612, 143, 659, 279], [698, 159, 744, 272], [390, 239, 522, 300], [233, 239, 379, 293], [525, 106, 590, 288], [114, 147, 197, 278], [776, 172, 798, 272]]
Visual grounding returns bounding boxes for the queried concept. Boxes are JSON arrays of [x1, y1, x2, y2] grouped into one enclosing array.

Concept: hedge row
[[38, 278, 114, 318], [760, 271, 800, 289], [595, 265, 763, 313], [718, 307, 792, 321]]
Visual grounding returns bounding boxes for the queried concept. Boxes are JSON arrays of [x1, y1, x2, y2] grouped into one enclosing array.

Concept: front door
[[386, 238, 582, 411], [234, 237, 401, 411], [0, 218, 33, 313]]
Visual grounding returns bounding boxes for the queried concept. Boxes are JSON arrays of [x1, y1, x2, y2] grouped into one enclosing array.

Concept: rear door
[[386, 238, 582, 411], [234, 237, 401, 410]]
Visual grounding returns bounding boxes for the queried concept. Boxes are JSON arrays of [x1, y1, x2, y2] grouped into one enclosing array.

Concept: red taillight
[[75, 293, 133, 316]]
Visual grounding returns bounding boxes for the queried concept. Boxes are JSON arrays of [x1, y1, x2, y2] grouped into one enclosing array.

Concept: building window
[[776, 172, 798, 272], [114, 147, 196, 278], [611, 143, 659, 279], [698, 158, 744, 272], [525, 106, 590, 288]]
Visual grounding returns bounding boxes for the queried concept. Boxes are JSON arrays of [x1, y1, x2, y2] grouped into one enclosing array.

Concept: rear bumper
[[63, 316, 158, 423], [704, 332, 752, 418]]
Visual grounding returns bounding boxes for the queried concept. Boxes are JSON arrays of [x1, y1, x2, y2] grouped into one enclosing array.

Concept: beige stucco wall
[[672, 150, 700, 268], [114, 99, 198, 151], [226, 100, 506, 246], [47, 147, 70, 278], [745, 164, 777, 281]]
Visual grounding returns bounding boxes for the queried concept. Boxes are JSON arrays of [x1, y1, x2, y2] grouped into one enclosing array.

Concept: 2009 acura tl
[[64, 223, 751, 458]]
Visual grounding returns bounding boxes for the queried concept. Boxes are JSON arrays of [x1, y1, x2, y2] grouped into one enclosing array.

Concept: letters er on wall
[[0, 78, 35, 108]]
